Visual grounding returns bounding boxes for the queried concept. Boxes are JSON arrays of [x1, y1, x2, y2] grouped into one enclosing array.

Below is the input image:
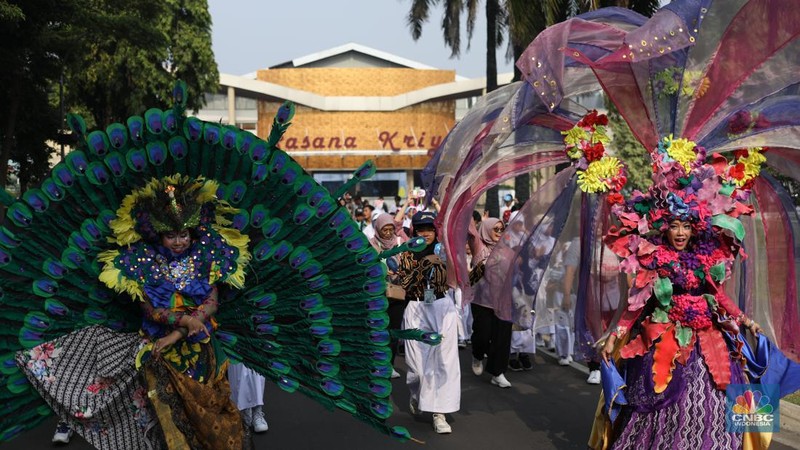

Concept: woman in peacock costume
[[0, 81, 438, 448], [425, 0, 800, 448]]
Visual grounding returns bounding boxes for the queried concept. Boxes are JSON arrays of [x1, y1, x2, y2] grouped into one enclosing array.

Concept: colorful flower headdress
[[630, 135, 765, 236], [562, 110, 627, 202]]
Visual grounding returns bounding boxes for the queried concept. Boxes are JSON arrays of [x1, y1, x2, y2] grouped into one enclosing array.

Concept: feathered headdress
[[138, 178, 205, 233], [110, 174, 228, 246]]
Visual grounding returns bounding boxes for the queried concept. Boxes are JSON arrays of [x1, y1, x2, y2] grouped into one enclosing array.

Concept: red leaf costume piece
[[652, 327, 680, 394], [697, 328, 732, 391]]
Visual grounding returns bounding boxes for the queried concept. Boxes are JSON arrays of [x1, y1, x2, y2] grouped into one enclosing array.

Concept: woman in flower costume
[[598, 136, 764, 448], [510, 1, 800, 448], [425, 1, 800, 448]]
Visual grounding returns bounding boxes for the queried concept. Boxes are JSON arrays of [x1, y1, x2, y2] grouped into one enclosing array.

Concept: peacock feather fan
[[0, 81, 433, 442]]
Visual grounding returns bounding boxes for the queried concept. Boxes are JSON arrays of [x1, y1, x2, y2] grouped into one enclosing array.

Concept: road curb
[[777, 400, 800, 449]]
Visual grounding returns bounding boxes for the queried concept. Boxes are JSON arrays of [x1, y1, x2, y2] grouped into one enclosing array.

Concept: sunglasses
[[493, 226, 505, 232]]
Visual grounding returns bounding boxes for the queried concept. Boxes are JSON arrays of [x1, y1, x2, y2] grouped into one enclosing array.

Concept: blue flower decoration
[[666, 192, 690, 218]]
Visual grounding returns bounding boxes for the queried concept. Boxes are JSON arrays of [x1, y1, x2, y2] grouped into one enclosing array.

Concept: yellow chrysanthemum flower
[[664, 136, 698, 173], [681, 71, 703, 97], [735, 147, 767, 186], [590, 125, 611, 145], [577, 157, 622, 193], [562, 127, 589, 151]]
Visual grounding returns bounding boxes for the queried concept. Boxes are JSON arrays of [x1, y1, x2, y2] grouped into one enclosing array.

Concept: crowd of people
[[347, 191, 601, 435]]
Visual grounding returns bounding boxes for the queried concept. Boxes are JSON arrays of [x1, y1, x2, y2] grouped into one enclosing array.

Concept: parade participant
[[361, 204, 376, 239], [555, 237, 578, 368], [601, 212, 759, 448], [468, 217, 513, 388], [1, 91, 437, 447], [228, 363, 269, 434], [18, 176, 248, 449], [398, 211, 460, 434], [370, 213, 410, 378]]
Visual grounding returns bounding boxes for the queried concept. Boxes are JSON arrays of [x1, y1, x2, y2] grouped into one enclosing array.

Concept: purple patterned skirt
[[612, 342, 745, 449]]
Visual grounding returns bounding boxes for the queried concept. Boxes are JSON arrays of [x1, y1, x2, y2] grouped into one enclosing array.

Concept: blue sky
[[208, 0, 515, 78]]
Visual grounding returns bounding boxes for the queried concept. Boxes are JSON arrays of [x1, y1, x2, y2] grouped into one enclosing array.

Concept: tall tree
[[0, 0, 81, 194], [0, 0, 219, 198], [606, 101, 651, 192], [65, 0, 219, 127]]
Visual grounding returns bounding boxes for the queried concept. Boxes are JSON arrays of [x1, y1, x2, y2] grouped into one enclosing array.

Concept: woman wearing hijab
[[397, 211, 460, 434], [467, 217, 513, 388], [370, 213, 410, 379]]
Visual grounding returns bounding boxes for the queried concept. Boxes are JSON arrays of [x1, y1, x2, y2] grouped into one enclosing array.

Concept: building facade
[[197, 43, 512, 202]]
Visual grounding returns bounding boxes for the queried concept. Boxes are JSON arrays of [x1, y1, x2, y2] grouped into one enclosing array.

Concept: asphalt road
[[6, 347, 799, 450]]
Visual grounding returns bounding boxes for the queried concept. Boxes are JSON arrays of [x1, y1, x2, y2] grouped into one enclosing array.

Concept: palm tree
[[407, 0, 660, 214], [406, 0, 479, 58]]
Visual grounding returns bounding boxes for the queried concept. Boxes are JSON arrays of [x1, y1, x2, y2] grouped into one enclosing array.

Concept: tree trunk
[[485, 0, 499, 93], [483, 0, 501, 217], [512, 39, 530, 206], [1, 80, 21, 193]]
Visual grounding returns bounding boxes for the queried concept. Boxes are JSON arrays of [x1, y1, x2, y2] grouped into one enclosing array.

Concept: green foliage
[[606, 99, 652, 192], [0, 0, 218, 194], [65, 0, 219, 126], [406, 0, 480, 58], [0, 0, 80, 192], [786, 390, 800, 406], [765, 166, 800, 206], [0, 1, 23, 21]]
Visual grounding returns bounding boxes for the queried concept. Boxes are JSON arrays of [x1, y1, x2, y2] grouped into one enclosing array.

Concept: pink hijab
[[474, 217, 501, 265], [369, 213, 408, 252]]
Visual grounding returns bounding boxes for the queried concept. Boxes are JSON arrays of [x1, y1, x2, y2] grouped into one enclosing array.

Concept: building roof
[[269, 42, 438, 71]]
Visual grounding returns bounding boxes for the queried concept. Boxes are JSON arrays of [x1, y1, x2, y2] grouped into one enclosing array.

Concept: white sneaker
[[432, 413, 452, 434], [471, 357, 484, 376], [391, 368, 401, 379], [252, 407, 269, 433], [52, 421, 73, 444], [587, 370, 601, 385], [490, 373, 512, 388], [558, 356, 572, 366]]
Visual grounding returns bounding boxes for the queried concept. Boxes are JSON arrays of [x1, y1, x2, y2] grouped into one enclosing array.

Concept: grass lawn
[[786, 391, 800, 406]]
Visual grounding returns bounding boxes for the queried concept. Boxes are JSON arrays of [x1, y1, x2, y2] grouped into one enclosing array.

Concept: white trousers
[[554, 293, 575, 359], [403, 295, 461, 413], [510, 328, 536, 354], [228, 363, 265, 410], [457, 301, 473, 341]]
